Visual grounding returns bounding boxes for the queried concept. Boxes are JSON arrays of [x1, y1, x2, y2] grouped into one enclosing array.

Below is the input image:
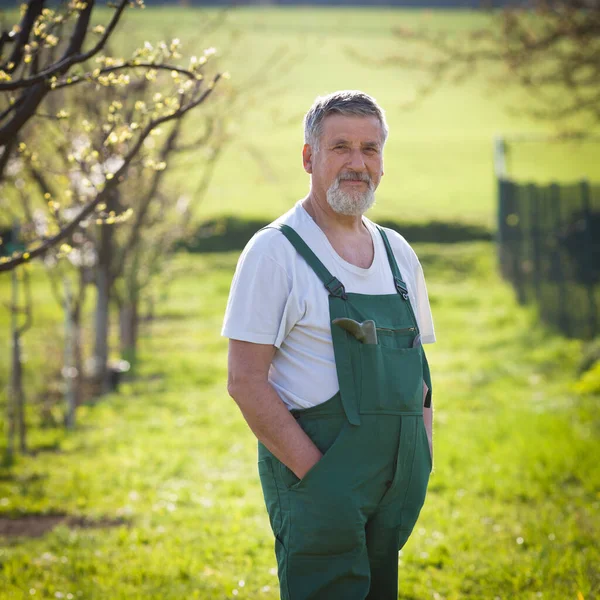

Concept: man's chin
[[327, 196, 375, 217]]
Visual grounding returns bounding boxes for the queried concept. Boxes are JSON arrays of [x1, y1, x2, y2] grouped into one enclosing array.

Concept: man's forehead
[[321, 114, 383, 142]]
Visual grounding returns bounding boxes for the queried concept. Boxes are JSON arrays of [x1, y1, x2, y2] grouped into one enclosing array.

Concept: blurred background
[[0, 1, 598, 598]]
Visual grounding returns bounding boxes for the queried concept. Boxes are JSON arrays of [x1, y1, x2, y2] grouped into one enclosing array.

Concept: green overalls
[[258, 224, 433, 600]]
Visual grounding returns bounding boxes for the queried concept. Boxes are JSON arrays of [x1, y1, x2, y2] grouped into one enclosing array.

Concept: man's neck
[[301, 191, 374, 269]]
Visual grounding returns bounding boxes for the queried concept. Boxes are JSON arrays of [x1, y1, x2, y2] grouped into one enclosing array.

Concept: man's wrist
[[294, 447, 323, 480]]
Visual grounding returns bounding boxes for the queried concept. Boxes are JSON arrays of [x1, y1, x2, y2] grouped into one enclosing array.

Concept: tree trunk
[[93, 191, 116, 395], [7, 269, 27, 457], [73, 307, 84, 406], [8, 331, 21, 458], [94, 256, 110, 394], [15, 331, 27, 454], [64, 279, 77, 429], [119, 300, 139, 368], [120, 243, 143, 369], [6, 271, 17, 460]]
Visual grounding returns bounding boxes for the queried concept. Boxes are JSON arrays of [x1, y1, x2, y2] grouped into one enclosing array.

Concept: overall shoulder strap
[[266, 224, 348, 300], [376, 225, 410, 300], [376, 225, 421, 332]]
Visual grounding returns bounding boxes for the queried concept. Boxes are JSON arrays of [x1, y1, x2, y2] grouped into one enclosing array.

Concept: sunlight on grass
[[94, 7, 600, 228], [0, 6, 598, 598], [0, 244, 598, 599]]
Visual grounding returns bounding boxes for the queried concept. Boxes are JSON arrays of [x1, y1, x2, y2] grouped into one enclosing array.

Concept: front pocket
[[359, 344, 424, 413], [280, 417, 348, 491], [375, 326, 417, 349]]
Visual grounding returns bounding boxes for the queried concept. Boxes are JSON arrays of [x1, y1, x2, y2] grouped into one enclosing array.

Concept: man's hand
[[227, 339, 323, 480]]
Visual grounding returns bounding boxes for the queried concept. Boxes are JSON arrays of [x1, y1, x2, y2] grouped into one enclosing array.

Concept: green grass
[[0, 7, 599, 599], [105, 7, 599, 228], [0, 243, 598, 599]]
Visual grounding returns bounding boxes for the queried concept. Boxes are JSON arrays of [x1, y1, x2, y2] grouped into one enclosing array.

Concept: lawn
[[0, 243, 598, 599], [0, 6, 599, 600]]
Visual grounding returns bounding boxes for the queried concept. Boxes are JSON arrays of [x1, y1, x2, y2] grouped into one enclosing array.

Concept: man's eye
[[364, 148, 378, 155]]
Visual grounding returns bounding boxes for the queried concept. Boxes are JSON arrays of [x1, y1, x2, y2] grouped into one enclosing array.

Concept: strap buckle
[[394, 277, 409, 300], [325, 277, 348, 300]]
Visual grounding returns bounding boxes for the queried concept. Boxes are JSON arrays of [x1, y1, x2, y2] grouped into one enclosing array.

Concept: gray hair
[[303, 90, 389, 152]]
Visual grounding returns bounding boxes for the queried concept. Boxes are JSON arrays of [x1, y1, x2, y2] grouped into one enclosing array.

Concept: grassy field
[[0, 6, 599, 600], [2, 6, 597, 230], [0, 243, 598, 599], [106, 7, 599, 228]]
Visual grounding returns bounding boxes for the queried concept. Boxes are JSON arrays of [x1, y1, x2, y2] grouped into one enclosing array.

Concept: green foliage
[[575, 362, 600, 396], [0, 243, 598, 599]]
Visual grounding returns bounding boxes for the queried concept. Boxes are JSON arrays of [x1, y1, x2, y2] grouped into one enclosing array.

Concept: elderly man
[[223, 90, 436, 600]]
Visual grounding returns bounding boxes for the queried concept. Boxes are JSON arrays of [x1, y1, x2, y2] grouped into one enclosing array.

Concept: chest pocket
[[359, 343, 424, 414]]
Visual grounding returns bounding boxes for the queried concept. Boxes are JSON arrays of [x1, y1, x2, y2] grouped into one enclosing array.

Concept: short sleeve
[[221, 247, 295, 347], [412, 256, 436, 344]]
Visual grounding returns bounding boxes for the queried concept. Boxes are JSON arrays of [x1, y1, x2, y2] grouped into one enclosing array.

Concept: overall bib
[[258, 224, 433, 600]]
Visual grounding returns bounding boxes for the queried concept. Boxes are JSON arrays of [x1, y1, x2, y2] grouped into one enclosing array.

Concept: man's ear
[[302, 144, 313, 174]]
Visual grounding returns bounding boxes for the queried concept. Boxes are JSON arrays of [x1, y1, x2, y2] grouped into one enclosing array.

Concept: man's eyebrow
[[328, 138, 381, 148], [329, 138, 350, 146]]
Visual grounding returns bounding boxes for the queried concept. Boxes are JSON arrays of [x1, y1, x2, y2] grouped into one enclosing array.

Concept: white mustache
[[338, 172, 371, 184]]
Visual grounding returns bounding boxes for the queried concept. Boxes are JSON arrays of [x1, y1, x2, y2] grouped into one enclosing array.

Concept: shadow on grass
[[0, 442, 64, 469], [0, 471, 47, 484], [0, 513, 130, 539], [28, 441, 64, 457], [151, 311, 192, 322], [176, 216, 493, 254]]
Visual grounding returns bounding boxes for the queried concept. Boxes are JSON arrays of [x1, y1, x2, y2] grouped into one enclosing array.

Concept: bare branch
[[51, 61, 199, 90], [0, 136, 16, 175], [2, 0, 45, 73], [0, 82, 47, 147], [0, 73, 221, 273], [61, 0, 95, 60], [111, 119, 183, 281], [384, 0, 600, 131], [0, 0, 129, 92], [17, 267, 33, 336], [45, 262, 65, 313]]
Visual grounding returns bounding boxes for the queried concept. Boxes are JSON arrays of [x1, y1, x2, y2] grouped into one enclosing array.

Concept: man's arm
[[227, 339, 323, 480]]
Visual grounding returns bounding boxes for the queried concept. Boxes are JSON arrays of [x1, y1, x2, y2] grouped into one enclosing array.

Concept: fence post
[[580, 180, 598, 338], [495, 136, 510, 278], [494, 136, 598, 340], [528, 184, 542, 303], [494, 136, 508, 180], [549, 183, 571, 336]]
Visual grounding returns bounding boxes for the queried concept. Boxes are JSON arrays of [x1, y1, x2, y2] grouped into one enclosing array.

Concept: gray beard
[[326, 176, 376, 216]]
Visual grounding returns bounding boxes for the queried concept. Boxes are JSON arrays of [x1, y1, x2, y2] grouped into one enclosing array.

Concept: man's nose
[[346, 148, 366, 171]]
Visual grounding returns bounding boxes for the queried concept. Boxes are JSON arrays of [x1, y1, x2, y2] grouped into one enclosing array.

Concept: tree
[[6, 257, 32, 460], [13, 49, 228, 402], [0, 1, 227, 443], [388, 0, 600, 132], [0, 0, 223, 273]]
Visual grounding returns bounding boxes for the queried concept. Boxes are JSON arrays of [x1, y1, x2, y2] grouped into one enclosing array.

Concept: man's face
[[304, 114, 385, 216]]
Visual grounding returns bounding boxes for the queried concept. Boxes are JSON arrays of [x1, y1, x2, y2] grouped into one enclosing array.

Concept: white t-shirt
[[222, 201, 436, 410]]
